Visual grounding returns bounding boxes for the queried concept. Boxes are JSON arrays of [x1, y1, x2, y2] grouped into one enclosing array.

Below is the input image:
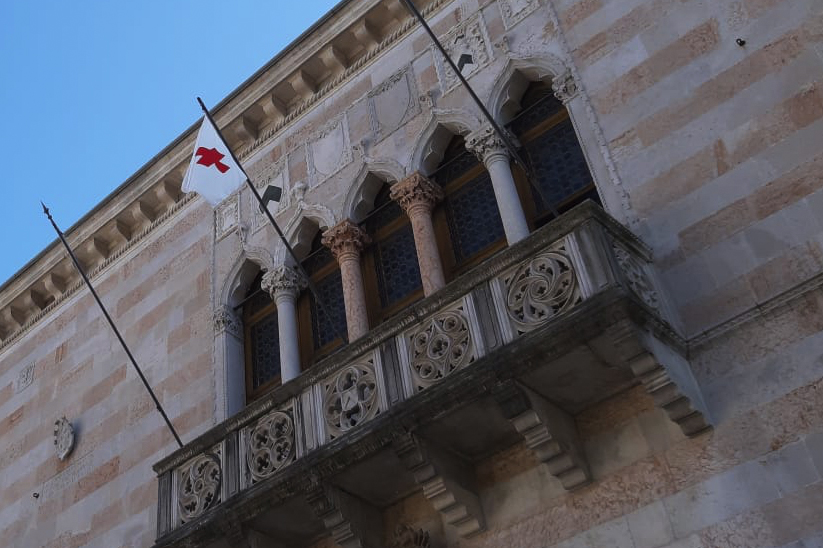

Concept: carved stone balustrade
[[152, 202, 710, 548]]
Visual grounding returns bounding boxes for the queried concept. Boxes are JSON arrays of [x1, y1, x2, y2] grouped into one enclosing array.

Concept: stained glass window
[[362, 185, 423, 322], [298, 232, 347, 366], [507, 80, 599, 223], [242, 272, 281, 402]]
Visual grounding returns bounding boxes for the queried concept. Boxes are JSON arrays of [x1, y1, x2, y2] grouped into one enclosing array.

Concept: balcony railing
[[152, 202, 710, 547]]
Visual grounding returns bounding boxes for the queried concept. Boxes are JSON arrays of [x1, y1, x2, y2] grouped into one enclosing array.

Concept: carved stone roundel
[[53, 416, 75, 461], [178, 453, 222, 522], [613, 244, 659, 311], [324, 363, 379, 437], [246, 410, 296, 483], [410, 308, 473, 389], [505, 250, 579, 333]]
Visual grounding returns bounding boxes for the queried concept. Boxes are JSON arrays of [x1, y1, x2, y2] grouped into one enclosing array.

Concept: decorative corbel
[[393, 434, 485, 538], [306, 483, 382, 548], [494, 382, 590, 490]]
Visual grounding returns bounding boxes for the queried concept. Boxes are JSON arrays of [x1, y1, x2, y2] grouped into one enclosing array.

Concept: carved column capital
[[552, 70, 578, 103], [213, 305, 241, 337], [261, 265, 307, 303], [390, 172, 444, 217], [321, 220, 371, 262], [465, 125, 513, 165]]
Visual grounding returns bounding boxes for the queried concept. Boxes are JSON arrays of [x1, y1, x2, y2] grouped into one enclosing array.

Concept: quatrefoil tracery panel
[[500, 244, 581, 336]]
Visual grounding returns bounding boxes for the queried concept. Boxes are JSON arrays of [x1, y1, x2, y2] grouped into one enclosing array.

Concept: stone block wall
[[0, 202, 214, 548]]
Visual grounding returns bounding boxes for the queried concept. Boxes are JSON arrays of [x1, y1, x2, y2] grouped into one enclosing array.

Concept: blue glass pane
[[250, 311, 280, 389], [374, 224, 422, 308], [445, 171, 505, 263], [311, 270, 346, 349]]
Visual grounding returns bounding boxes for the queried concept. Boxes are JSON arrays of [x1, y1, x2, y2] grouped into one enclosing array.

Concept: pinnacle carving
[[465, 125, 512, 164], [390, 172, 444, 215], [213, 305, 241, 337], [261, 265, 307, 300], [551, 70, 578, 103], [322, 220, 371, 261]]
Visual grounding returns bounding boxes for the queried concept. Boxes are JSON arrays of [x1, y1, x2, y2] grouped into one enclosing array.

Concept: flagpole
[[196, 98, 349, 345], [398, 0, 560, 218], [41, 203, 184, 449]]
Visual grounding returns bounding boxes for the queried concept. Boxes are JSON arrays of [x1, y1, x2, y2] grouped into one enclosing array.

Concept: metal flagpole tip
[[41, 201, 51, 217]]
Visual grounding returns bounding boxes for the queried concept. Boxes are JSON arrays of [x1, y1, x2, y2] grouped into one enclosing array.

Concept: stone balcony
[[151, 202, 710, 548]]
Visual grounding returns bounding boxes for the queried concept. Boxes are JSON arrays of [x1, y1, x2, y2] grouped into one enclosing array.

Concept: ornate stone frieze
[[245, 409, 296, 484], [390, 524, 431, 548], [406, 303, 476, 391], [500, 244, 581, 335], [612, 243, 659, 311], [53, 416, 75, 461], [15, 362, 35, 393], [551, 69, 578, 103], [215, 194, 240, 240], [389, 172, 444, 215], [213, 305, 241, 338], [434, 13, 493, 92], [177, 450, 222, 523], [499, 0, 540, 29], [321, 220, 371, 261], [322, 359, 380, 439], [261, 265, 308, 301]]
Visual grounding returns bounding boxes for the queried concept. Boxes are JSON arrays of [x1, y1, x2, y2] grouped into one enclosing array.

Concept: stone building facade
[[1, 0, 822, 546]]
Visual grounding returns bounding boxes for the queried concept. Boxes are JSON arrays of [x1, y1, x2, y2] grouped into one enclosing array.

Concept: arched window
[[297, 232, 347, 367], [242, 272, 280, 402], [431, 135, 507, 280], [508, 80, 599, 228], [361, 184, 424, 323]]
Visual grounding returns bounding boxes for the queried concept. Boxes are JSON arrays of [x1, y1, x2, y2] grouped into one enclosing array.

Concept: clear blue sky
[[0, 0, 339, 284]]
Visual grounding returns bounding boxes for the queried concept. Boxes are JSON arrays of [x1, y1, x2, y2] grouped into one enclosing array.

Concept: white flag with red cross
[[181, 116, 246, 206]]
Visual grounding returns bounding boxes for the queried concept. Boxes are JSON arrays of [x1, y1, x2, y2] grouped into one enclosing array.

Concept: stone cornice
[[0, 0, 455, 350]]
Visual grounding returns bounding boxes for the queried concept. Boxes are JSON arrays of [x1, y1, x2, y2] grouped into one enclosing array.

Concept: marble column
[[261, 266, 308, 383], [465, 126, 530, 244], [390, 172, 446, 296], [321, 220, 371, 342]]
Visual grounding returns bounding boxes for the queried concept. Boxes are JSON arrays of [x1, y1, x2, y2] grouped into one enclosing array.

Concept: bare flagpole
[[196, 98, 348, 345], [398, 0, 560, 217], [41, 203, 184, 449]]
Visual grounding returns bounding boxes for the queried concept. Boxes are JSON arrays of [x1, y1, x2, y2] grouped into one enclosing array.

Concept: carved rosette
[[390, 172, 444, 216], [501, 246, 581, 334], [552, 70, 578, 103], [323, 360, 380, 439], [261, 265, 308, 301], [612, 243, 659, 311], [213, 305, 241, 338], [245, 409, 296, 483], [408, 304, 475, 391], [465, 125, 512, 164], [53, 416, 75, 461], [391, 524, 432, 548], [321, 220, 371, 262], [177, 450, 222, 523]]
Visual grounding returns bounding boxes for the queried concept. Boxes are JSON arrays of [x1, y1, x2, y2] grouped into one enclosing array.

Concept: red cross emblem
[[195, 147, 230, 173]]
